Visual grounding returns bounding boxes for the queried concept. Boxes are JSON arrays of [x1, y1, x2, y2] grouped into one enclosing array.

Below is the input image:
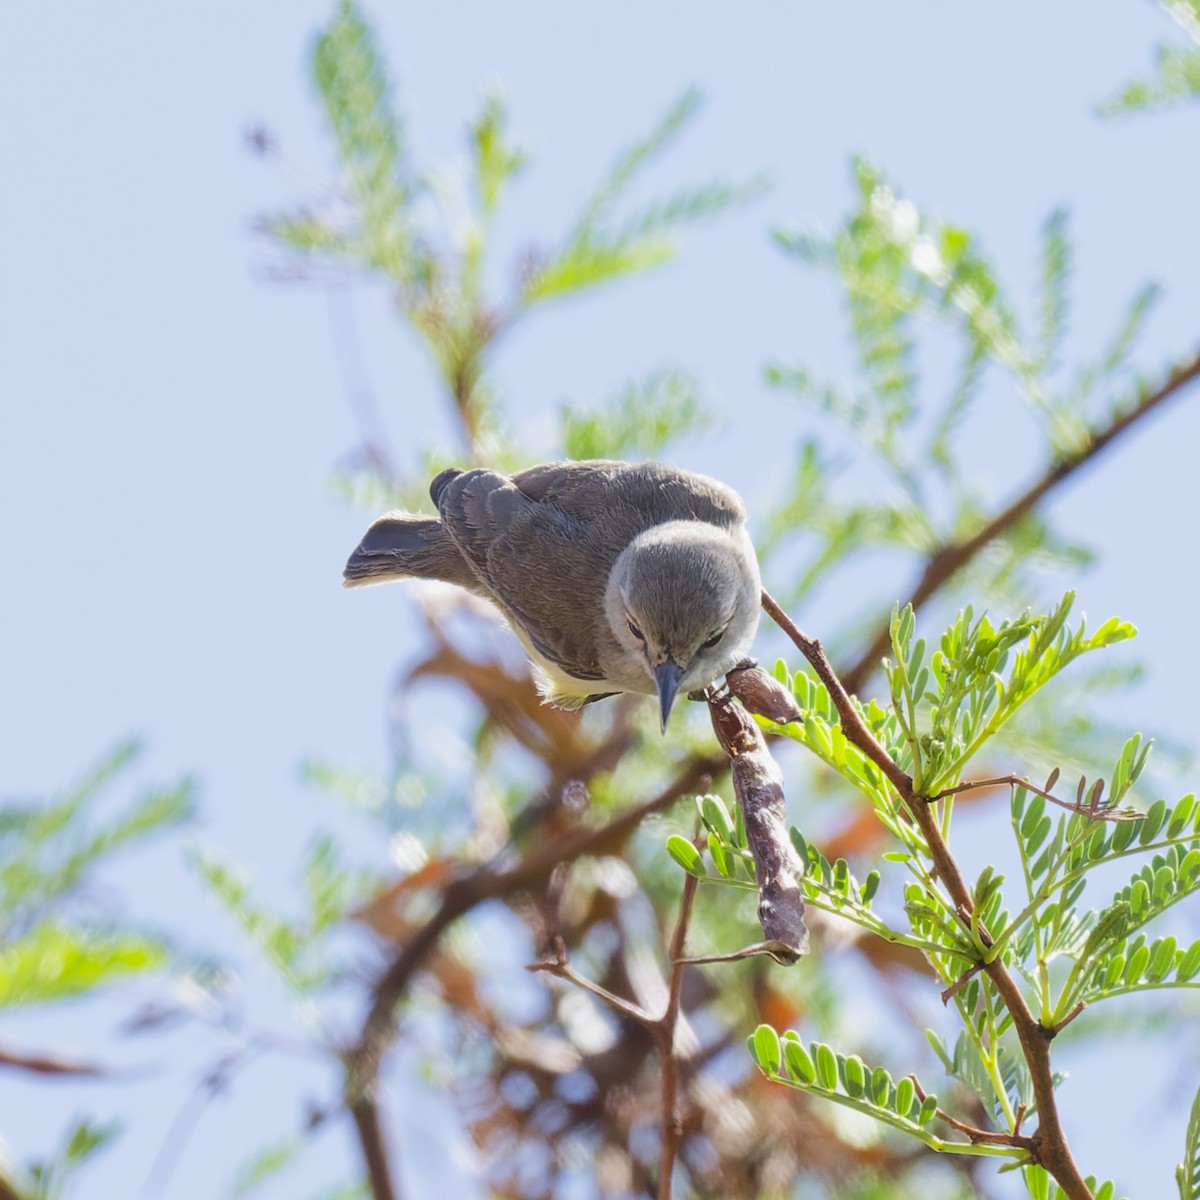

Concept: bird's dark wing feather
[[431, 467, 612, 680], [512, 460, 746, 533], [343, 512, 481, 591]]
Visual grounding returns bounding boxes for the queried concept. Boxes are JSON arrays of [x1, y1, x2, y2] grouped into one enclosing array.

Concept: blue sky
[[2, 3, 1199, 1197]]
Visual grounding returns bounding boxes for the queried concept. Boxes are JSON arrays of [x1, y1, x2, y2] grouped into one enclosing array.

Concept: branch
[[342, 754, 719, 1200], [529, 953, 655, 1026], [762, 591, 1095, 1200], [657, 867, 700, 1200], [350, 1094, 400, 1200], [841, 349, 1200, 693], [530, 864, 701, 1200], [934, 773, 1139, 821], [0, 1043, 114, 1078]]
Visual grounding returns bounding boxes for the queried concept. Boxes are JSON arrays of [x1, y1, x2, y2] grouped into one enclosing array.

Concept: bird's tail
[[343, 512, 478, 590]]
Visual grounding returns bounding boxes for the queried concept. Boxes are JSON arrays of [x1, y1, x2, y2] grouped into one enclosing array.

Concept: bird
[[343, 460, 762, 731]]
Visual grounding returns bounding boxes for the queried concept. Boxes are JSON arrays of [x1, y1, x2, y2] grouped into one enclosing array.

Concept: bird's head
[[606, 520, 761, 731]]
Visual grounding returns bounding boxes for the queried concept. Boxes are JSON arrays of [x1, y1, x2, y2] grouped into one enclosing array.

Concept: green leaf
[[0, 922, 165, 1007], [1026, 1165, 1051, 1200], [1178, 1081, 1200, 1199], [665, 835, 706, 878], [470, 91, 526, 217], [232, 1136, 305, 1199], [1178, 939, 1200, 982], [312, 1, 411, 274], [816, 1041, 839, 1090], [62, 1118, 120, 1164], [189, 847, 316, 991], [0, 744, 192, 927], [1036, 209, 1071, 368], [751, 1024, 782, 1075], [1169, 794, 1197, 839], [842, 1054, 867, 1098], [1100, 43, 1200, 115], [707, 831, 733, 879], [782, 1034, 816, 1084], [1140, 800, 1169, 844], [562, 371, 712, 460], [524, 89, 763, 304]]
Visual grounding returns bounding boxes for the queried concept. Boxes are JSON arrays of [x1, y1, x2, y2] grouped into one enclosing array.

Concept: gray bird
[[343, 460, 762, 731]]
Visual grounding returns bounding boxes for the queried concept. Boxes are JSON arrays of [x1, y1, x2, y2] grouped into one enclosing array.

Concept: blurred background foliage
[[4, 1, 1200, 1197]]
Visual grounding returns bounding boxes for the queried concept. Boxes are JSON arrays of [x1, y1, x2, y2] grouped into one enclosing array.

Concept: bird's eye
[[701, 628, 725, 651], [627, 620, 645, 642]]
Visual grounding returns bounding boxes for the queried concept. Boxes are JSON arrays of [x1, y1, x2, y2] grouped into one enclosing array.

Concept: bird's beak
[[655, 661, 685, 733]]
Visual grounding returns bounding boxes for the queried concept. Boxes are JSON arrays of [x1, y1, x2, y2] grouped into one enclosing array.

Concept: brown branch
[[527, 862, 700, 1199], [1050, 1000, 1087, 1036], [934, 1106, 1035, 1151], [657, 867, 700, 1200], [762, 591, 1095, 1200], [343, 754, 719, 1200], [528, 954, 655, 1025], [940, 961, 985, 1005], [350, 1093, 400, 1200], [0, 1043, 113, 1078], [761, 591, 913, 799], [934, 774, 1138, 821], [841, 349, 1200, 694]]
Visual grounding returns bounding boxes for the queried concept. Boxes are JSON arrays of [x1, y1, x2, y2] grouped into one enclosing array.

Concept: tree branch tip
[[1048, 1001, 1087, 1037], [675, 939, 802, 966], [940, 961, 984, 1004]]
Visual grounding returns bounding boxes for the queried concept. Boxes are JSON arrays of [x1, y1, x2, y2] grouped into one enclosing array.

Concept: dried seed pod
[[706, 692, 809, 959], [726, 666, 804, 726]]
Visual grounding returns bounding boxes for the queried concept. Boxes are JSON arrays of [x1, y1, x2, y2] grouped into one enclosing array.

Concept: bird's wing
[[512, 460, 746, 532], [431, 467, 613, 681], [342, 513, 481, 591]]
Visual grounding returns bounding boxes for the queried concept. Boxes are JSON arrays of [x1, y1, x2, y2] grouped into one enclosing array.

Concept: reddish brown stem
[[657, 867, 700, 1200], [344, 754, 719, 1200], [527, 864, 701, 1200], [763, 591, 1095, 1200], [350, 1093, 400, 1200], [841, 349, 1200, 694], [0, 1044, 112, 1078]]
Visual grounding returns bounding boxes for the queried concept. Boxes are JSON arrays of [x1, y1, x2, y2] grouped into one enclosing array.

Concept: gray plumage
[[344, 460, 762, 729]]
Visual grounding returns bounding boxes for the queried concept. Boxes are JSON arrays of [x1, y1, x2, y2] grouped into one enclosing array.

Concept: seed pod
[[726, 666, 805, 726], [707, 690, 809, 959]]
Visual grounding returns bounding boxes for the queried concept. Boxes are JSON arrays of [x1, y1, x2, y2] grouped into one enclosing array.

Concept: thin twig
[[343, 755, 719, 1200], [0, 1043, 113, 1078], [841, 349, 1200, 694], [909, 1073, 1025, 1149], [940, 961, 985, 1005], [934, 1105, 1035, 1151], [934, 774, 1138, 821], [762, 592, 1095, 1200], [1050, 1001, 1087, 1036], [657, 867, 700, 1200], [528, 954, 655, 1025], [528, 865, 700, 1200], [676, 941, 801, 966], [761, 591, 913, 798]]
